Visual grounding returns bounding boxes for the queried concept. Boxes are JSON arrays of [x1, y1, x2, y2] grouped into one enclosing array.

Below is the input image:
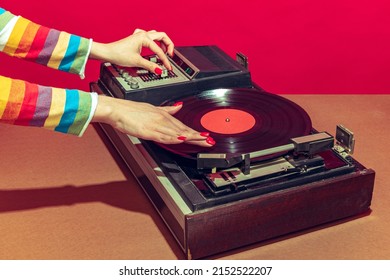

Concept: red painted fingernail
[[177, 136, 187, 141], [206, 137, 216, 145], [173, 101, 183, 107], [200, 132, 210, 137], [154, 67, 163, 75]]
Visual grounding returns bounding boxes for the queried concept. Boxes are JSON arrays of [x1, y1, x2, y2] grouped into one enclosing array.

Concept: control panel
[[98, 45, 252, 104], [103, 54, 191, 92]]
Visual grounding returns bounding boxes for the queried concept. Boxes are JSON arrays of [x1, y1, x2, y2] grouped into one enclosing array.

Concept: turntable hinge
[[236, 52, 249, 69], [334, 124, 355, 156], [241, 154, 250, 175]]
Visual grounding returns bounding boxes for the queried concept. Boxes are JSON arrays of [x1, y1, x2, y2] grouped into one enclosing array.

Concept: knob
[[129, 79, 139, 89]]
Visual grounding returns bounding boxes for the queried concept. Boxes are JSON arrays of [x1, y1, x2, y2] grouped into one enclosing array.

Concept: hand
[[90, 29, 174, 74], [92, 95, 215, 146], [89, 29, 214, 146]]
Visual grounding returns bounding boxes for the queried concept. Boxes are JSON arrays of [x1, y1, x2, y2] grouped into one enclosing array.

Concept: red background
[[1, 0, 390, 94]]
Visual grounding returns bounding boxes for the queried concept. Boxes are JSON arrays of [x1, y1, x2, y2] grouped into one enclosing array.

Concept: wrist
[[90, 41, 110, 62], [92, 95, 115, 125]]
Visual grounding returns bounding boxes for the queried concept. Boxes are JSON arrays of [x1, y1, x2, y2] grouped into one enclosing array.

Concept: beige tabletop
[[0, 94, 389, 260]]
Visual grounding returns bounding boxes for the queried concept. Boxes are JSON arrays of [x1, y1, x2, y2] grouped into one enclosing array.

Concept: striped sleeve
[[0, 7, 91, 78], [0, 75, 97, 136]]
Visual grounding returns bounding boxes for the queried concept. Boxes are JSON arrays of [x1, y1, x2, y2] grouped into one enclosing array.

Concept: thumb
[[160, 102, 183, 115]]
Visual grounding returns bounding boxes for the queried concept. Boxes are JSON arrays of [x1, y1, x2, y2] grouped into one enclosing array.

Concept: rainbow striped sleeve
[[0, 75, 97, 136], [0, 7, 91, 77]]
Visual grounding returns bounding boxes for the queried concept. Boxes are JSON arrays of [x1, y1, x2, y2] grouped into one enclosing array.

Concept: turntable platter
[[158, 88, 312, 160]]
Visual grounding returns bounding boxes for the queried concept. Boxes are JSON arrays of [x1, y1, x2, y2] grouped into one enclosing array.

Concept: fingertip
[[206, 137, 216, 146], [161, 104, 181, 115], [137, 57, 158, 73], [160, 56, 173, 71], [167, 102, 183, 114], [168, 44, 175, 57], [154, 66, 163, 75]]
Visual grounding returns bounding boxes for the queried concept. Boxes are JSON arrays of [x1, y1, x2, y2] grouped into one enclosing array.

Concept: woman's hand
[[92, 95, 215, 146], [89, 29, 215, 147], [90, 29, 174, 74]]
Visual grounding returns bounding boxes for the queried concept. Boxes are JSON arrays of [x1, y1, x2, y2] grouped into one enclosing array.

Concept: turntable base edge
[[97, 118, 374, 260]]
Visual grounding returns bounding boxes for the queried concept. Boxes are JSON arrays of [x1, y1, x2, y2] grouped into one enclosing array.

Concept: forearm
[[0, 8, 91, 78], [1, 7, 212, 145], [0, 75, 97, 136]]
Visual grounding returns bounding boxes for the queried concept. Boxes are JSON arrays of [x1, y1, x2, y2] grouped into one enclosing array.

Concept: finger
[[159, 41, 174, 58], [157, 105, 211, 138], [164, 119, 211, 142], [147, 31, 175, 56], [159, 103, 183, 115], [138, 38, 172, 71], [145, 111, 202, 141], [153, 126, 189, 144], [145, 129, 214, 146], [133, 56, 165, 75], [184, 139, 216, 147], [159, 43, 168, 54], [149, 103, 211, 142], [147, 40, 172, 70], [150, 119, 212, 146], [157, 132, 212, 146], [147, 132, 183, 144]]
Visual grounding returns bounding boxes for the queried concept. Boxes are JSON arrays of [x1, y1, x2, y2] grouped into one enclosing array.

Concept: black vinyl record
[[158, 88, 312, 160]]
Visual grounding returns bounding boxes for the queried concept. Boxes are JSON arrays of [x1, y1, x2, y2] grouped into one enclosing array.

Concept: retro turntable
[[91, 46, 375, 259]]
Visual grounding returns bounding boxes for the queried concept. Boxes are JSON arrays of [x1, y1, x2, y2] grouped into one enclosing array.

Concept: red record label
[[200, 108, 256, 134]]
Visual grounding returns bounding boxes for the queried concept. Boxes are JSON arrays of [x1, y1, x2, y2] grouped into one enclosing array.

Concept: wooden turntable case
[[93, 79, 375, 260]]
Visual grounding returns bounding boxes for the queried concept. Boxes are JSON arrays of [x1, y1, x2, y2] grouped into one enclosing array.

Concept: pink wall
[[1, 0, 390, 94]]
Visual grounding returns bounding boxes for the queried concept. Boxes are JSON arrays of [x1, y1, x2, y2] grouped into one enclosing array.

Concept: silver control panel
[[103, 51, 196, 92], [99, 45, 253, 103]]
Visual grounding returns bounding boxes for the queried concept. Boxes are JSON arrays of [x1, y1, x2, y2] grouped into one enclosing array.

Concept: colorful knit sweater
[[0, 7, 96, 136]]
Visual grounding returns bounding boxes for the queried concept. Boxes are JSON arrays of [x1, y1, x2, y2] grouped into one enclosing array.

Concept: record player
[[90, 45, 375, 259]]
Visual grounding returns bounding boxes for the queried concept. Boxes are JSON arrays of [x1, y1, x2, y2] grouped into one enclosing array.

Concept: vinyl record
[[158, 88, 312, 160]]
